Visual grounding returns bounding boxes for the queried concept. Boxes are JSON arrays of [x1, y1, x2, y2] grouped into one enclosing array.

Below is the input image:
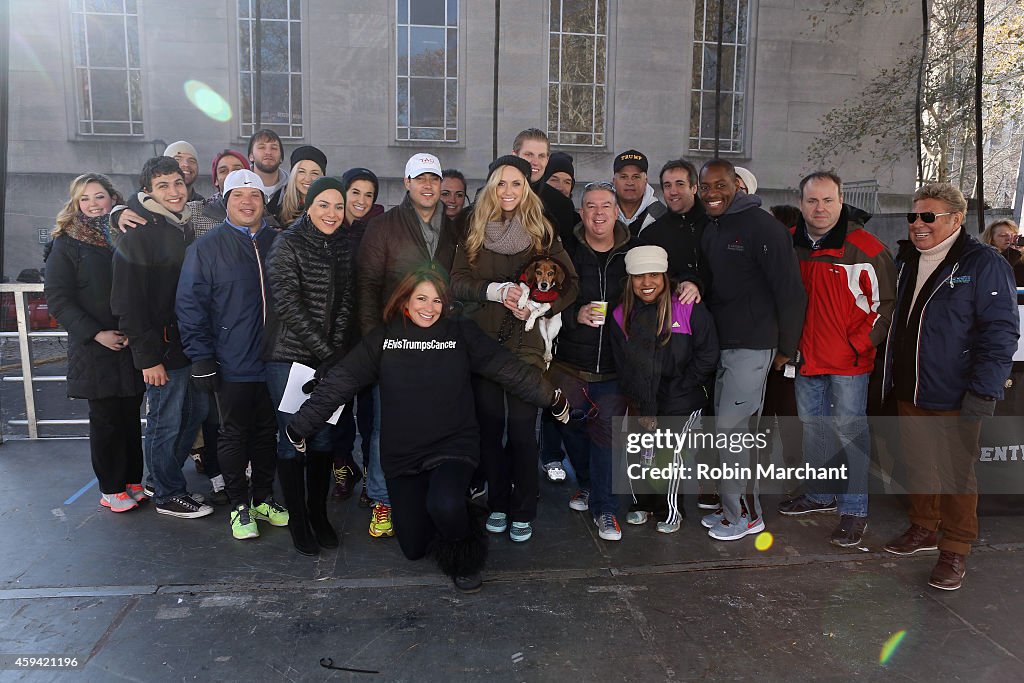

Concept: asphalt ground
[[0, 435, 1022, 682]]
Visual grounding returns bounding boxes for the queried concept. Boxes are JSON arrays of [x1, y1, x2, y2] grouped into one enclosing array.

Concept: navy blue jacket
[[176, 221, 276, 382], [883, 229, 1019, 410]]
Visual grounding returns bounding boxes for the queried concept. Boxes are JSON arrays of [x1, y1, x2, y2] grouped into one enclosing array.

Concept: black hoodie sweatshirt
[[700, 193, 806, 357]]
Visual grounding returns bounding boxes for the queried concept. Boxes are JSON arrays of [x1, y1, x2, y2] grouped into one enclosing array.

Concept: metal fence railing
[[0, 283, 80, 439]]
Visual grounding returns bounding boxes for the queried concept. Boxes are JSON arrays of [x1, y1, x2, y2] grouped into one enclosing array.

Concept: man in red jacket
[[777, 172, 896, 547]]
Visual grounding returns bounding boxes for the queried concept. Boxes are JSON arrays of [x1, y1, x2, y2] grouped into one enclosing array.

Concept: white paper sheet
[[277, 362, 344, 425]]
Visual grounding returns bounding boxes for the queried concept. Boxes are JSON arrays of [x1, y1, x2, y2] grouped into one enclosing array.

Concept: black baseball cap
[[613, 149, 648, 174]]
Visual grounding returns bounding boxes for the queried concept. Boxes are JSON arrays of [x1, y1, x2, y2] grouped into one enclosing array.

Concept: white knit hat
[[164, 140, 198, 161], [624, 246, 669, 275], [735, 166, 758, 195]]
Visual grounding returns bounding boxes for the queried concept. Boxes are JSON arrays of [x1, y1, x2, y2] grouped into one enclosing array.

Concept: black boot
[[306, 451, 339, 549], [278, 457, 318, 556], [435, 505, 488, 593], [435, 533, 488, 593]]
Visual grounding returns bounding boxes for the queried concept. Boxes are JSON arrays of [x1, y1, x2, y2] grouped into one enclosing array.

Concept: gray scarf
[[138, 192, 192, 228], [484, 216, 532, 255]]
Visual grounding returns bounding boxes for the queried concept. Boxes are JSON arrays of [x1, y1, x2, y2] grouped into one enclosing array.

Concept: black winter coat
[[265, 214, 356, 366], [555, 220, 636, 376], [639, 198, 709, 287], [288, 316, 555, 478], [110, 195, 195, 371], [45, 235, 145, 399], [700, 193, 807, 357]]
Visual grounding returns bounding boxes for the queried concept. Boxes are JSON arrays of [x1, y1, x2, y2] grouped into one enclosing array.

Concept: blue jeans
[[559, 378, 626, 518], [265, 361, 333, 459], [146, 365, 208, 503], [795, 373, 871, 517], [365, 385, 390, 505]]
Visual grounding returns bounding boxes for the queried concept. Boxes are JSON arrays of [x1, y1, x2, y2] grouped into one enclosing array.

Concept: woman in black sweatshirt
[[287, 268, 570, 592]]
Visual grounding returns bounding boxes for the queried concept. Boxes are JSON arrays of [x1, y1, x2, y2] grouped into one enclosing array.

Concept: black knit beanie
[[341, 167, 380, 197], [546, 152, 575, 180], [304, 176, 346, 210], [290, 145, 328, 174], [487, 154, 533, 180]]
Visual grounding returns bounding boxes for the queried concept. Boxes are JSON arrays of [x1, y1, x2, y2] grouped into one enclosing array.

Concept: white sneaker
[[626, 510, 649, 525], [100, 492, 138, 513], [656, 518, 681, 534], [542, 461, 566, 482], [708, 514, 765, 541], [595, 513, 622, 541]]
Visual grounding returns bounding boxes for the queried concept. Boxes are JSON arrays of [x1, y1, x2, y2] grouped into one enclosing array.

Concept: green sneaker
[[230, 504, 259, 540], [252, 497, 290, 527]]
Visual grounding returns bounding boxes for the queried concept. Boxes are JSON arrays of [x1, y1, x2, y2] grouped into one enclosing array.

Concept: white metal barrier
[[0, 283, 82, 439]]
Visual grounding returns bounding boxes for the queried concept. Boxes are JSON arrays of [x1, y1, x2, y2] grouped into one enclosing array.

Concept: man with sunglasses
[[776, 172, 896, 547], [882, 183, 1018, 591], [550, 182, 636, 541]]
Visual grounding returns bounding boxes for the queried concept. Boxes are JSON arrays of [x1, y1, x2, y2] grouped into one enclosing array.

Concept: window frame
[[546, 0, 613, 150], [235, 0, 307, 141], [688, 0, 756, 156], [66, 0, 146, 138], [392, 0, 462, 144]]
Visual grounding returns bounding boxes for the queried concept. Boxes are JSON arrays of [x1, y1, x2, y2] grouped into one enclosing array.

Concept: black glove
[[285, 424, 307, 453], [302, 352, 342, 394], [960, 391, 997, 419], [551, 388, 570, 424], [190, 358, 220, 393]]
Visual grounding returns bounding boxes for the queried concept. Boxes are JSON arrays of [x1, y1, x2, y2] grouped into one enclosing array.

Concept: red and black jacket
[[792, 205, 897, 376]]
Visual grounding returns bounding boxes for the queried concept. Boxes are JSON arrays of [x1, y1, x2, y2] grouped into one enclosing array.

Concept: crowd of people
[[42, 127, 1018, 593]]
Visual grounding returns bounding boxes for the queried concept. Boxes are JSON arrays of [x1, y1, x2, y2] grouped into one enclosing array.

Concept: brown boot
[[928, 550, 966, 591], [883, 524, 938, 555]]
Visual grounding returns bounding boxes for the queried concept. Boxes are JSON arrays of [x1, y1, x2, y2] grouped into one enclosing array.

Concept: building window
[[396, 0, 459, 142], [69, 0, 143, 136], [547, 0, 608, 147], [689, 0, 751, 153], [238, 0, 303, 139]]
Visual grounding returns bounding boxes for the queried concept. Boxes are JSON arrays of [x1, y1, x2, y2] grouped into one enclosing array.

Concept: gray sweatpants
[[714, 348, 774, 525]]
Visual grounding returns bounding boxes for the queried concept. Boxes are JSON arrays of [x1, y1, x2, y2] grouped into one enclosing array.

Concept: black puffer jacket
[[45, 234, 145, 399], [555, 220, 635, 377], [265, 214, 356, 366]]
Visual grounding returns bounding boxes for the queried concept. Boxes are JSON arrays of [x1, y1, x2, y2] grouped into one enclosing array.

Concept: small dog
[[516, 256, 566, 367]]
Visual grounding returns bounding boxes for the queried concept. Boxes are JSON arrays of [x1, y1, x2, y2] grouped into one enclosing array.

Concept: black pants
[[215, 381, 278, 508], [89, 394, 144, 494], [200, 399, 222, 478], [472, 375, 539, 522], [333, 386, 374, 469], [763, 367, 801, 467], [386, 460, 474, 560]]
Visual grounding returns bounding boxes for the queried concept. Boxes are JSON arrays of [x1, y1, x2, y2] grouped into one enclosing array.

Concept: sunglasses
[[583, 181, 615, 193], [569, 387, 600, 421], [906, 211, 955, 224]]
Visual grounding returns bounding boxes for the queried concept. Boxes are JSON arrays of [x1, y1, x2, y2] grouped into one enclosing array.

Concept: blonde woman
[[451, 155, 579, 542], [45, 174, 146, 512], [275, 146, 327, 226]]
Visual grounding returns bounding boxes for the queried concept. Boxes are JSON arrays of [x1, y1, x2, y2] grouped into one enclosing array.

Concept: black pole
[[253, 0, 262, 131], [915, 0, 929, 184], [713, 0, 724, 157], [974, 0, 984, 232], [491, 0, 500, 160], [0, 0, 9, 281]]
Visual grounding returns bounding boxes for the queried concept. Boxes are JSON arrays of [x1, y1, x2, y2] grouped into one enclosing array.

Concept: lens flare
[[879, 629, 907, 665], [754, 531, 773, 551], [184, 80, 232, 122]]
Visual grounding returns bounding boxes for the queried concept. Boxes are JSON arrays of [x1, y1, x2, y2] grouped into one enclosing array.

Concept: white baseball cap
[[222, 169, 268, 200], [404, 153, 442, 179]]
